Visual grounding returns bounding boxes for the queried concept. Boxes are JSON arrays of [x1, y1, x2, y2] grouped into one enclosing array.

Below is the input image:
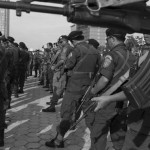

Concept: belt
[[73, 72, 94, 79]]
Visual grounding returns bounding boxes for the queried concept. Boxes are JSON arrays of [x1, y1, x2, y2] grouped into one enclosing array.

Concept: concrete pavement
[[1, 76, 113, 150]]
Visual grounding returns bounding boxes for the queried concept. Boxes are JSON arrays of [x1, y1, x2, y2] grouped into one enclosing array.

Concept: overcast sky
[[10, 2, 72, 50], [9, 1, 150, 50]]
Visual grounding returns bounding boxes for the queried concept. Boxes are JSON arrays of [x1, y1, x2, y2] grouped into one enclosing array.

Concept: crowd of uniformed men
[[0, 28, 150, 150]]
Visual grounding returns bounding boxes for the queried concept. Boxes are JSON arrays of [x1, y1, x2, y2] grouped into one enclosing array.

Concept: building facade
[[71, 24, 107, 46], [0, 0, 10, 37]]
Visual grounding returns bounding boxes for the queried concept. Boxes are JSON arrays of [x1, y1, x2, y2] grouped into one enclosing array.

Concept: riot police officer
[[0, 33, 12, 147]]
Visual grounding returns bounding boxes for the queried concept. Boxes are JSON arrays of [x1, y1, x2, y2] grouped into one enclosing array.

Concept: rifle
[[0, 0, 150, 33], [75, 72, 99, 114], [69, 49, 150, 130], [69, 69, 130, 130]]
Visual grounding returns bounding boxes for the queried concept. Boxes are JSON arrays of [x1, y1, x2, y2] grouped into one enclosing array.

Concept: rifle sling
[[72, 45, 90, 74]]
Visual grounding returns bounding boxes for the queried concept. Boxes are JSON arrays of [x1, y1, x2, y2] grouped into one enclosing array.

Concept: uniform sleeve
[[60, 47, 67, 62], [100, 53, 115, 80], [65, 47, 80, 70]]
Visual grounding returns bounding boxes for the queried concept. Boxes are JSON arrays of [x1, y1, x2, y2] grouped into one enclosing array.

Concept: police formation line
[[0, 29, 150, 150]]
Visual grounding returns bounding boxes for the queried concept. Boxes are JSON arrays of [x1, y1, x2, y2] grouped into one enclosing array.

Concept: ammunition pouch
[[122, 52, 150, 108]]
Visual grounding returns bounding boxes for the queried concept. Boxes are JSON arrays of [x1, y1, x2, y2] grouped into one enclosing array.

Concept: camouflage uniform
[[0, 42, 12, 146], [45, 31, 100, 148], [43, 42, 73, 112], [18, 46, 30, 93], [33, 50, 42, 77], [43, 49, 51, 87], [59, 41, 99, 137], [27, 51, 34, 76], [6, 42, 19, 105]]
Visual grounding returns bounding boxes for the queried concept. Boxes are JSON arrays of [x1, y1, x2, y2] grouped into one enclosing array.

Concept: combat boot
[[45, 138, 64, 148], [42, 106, 56, 112], [0, 129, 4, 147], [46, 102, 51, 105], [18, 88, 24, 94], [14, 93, 19, 98]]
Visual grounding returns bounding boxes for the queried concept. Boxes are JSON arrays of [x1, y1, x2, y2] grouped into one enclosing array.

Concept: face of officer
[[59, 38, 67, 47], [1, 41, 8, 48], [106, 35, 124, 50], [106, 36, 116, 50], [144, 34, 150, 45]]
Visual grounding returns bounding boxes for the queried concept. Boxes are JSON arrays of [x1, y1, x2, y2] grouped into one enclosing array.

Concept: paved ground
[[1, 76, 113, 150]]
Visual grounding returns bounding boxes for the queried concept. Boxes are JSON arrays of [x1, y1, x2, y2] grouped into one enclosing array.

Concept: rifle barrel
[[0, 1, 66, 15]]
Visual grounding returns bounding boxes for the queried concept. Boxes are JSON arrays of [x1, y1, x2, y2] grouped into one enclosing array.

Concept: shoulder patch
[[103, 55, 112, 68]]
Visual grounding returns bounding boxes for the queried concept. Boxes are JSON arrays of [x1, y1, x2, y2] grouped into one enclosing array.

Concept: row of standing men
[[35, 28, 148, 150], [0, 33, 32, 147]]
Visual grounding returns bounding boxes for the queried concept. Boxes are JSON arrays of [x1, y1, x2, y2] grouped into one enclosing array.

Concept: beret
[[47, 42, 53, 47], [7, 36, 15, 43], [1, 36, 7, 42], [58, 35, 68, 41], [14, 42, 19, 47], [19, 42, 26, 49], [106, 28, 126, 39], [68, 30, 84, 41], [88, 39, 99, 49]]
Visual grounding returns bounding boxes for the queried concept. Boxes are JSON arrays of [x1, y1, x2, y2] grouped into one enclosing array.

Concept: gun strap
[[138, 51, 149, 66], [103, 70, 130, 96], [103, 51, 149, 96], [72, 45, 90, 73], [113, 50, 130, 78]]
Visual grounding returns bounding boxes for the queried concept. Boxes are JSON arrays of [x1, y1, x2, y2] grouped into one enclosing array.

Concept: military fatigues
[[50, 43, 73, 106], [122, 51, 150, 150], [27, 51, 34, 76], [50, 47, 66, 107], [33, 52, 42, 77], [57, 42, 100, 137], [6, 44, 19, 104], [47, 48, 57, 91], [18, 49, 30, 92], [0, 43, 12, 145], [43, 50, 51, 87], [88, 43, 135, 150]]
